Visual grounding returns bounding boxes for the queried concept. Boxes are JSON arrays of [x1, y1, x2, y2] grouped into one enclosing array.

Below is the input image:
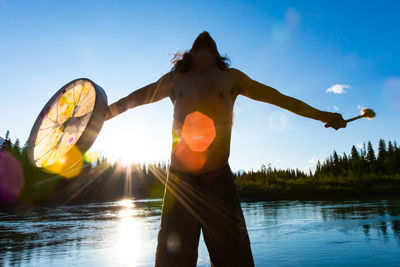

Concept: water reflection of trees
[[319, 200, 400, 245], [241, 200, 400, 247]]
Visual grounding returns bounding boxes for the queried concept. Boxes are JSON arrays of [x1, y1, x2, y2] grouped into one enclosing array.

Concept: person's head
[[171, 31, 230, 73]]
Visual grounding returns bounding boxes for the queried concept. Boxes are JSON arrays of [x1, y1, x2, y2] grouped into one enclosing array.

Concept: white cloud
[[325, 84, 351, 94], [333, 105, 339, 111]]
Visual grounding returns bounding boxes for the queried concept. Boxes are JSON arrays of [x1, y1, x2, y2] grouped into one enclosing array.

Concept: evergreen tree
[[1, 130, 12, 152], [11, 138, 21, 156], [332, 150, 340, 176], [384, 141, 395, 174], [377, 139, 387, 161], [361, 142, 367, 158], [315, 160, 322, 176], [342, 153, 349, 175], [351, 145, 359, 160], [366, 141, 376, 173], [350, 145, 360, 175], [394, 142, 400, 173], [377, 139, 387, 173], [367, 141, 376, 162], [21, 140, 28, 158], [388, 141, 394, 157]]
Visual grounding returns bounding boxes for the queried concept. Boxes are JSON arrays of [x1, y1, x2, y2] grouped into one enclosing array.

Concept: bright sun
[[89, 118, 171, 165]]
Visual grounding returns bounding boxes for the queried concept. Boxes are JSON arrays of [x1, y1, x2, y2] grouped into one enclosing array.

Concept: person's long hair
[[171, 32, 230, 73]]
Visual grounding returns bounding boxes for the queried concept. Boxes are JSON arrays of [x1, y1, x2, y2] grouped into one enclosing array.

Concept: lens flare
[[167, 233, 181, 253], [182, 111, 216, 152], [84, 151, 99, 163], [172, 129, 180, 150], [0, 152, 24, 203], [173, 141, 207, 172], [171, 112, 216, 172], [44, 145, 83, 178]]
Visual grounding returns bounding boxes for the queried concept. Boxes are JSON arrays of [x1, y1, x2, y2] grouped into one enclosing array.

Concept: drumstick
[[346, 108, 376, 123]]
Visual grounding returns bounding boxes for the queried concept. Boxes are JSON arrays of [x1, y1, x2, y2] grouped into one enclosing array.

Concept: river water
[[1, 199, 400, 266]]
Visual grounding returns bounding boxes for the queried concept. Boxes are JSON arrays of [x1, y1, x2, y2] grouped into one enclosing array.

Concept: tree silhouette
[[1, 130, 12, 152], [1, 131, 400, 206]]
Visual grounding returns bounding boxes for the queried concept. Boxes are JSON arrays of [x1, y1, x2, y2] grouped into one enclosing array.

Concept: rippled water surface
[[1, 199, 400, 266]]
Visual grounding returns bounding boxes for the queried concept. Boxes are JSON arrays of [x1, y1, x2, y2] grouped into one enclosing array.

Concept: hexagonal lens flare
[[181, 111, 216, 152]]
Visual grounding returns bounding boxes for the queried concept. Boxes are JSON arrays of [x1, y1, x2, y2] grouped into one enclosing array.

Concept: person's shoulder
[[226, 68, 248, 81], [158, 71, 178, 85], [226, 67, 240, 73], [160, 71, 174, 80], [226, 68, 246, 76]]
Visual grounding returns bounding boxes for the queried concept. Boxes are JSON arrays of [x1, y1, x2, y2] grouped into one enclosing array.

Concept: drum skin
[[27, 78, 108, 174]]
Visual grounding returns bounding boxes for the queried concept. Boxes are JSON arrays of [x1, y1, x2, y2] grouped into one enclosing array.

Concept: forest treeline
[[1, 130, 400, 207], [235, 139, 400, 199]]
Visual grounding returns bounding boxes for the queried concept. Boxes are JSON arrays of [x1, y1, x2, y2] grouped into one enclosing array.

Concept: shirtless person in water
[[105, 32, 346, 267]]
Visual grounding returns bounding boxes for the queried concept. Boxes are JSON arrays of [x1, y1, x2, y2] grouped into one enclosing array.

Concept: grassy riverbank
[[236, 173, 400, 200]]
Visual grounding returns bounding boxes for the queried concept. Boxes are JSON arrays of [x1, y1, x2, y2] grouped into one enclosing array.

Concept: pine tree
[[1, 130, 12, 152], [11, 138, 21, 156], [332, 150, 340, 176], [378, 139, 386, 161], [377, 139, 387, 173], [394, 142, 400, 173], [361, 142, 367, 158], [366, 141, 376, 173], [351, 145, 359, 160], [367, 141, 376, 162], [384, 141, 395, 174], [342, 153, 349, 175], [21, 140, 28, 159], [350, 145, 360, 175]]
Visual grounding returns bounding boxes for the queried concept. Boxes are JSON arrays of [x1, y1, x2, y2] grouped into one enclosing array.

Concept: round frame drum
[[27, 78, 107, 177]]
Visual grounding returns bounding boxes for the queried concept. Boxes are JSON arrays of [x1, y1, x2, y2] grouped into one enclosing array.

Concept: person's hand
[[324, 112, 347, 130]]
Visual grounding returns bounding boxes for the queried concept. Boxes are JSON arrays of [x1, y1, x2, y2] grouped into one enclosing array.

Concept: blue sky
[[1, 0, 399, 171]]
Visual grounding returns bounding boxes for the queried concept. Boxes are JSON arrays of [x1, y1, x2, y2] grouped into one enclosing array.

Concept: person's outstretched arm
[[231, 68, 346, 130], [105, 73, 173, 120]]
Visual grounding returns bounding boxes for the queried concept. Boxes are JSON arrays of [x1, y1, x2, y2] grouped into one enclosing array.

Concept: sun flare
[[90, 121, 171, 165]]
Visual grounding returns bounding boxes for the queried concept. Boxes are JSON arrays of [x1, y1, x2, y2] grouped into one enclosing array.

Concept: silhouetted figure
[[105, 31, 346, 267]]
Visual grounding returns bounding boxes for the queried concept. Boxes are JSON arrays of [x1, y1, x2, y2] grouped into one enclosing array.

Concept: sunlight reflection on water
[[0, 199, 399, 266], [113, 200, 143, 266]]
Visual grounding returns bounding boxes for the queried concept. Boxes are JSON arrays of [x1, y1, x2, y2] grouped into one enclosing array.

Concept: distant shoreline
[[1, 134, 400, 208], [237, 186, 400, 201], [236, 173, 400, 201]]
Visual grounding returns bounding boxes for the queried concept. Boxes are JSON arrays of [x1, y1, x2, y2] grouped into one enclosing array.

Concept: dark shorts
[[155, 165, 254, 267]]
